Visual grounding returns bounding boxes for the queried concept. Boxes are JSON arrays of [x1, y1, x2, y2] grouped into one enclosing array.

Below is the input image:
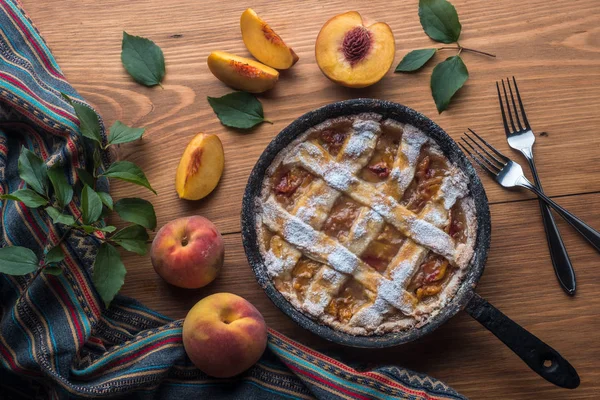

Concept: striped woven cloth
[[0, 1, 467, 399]]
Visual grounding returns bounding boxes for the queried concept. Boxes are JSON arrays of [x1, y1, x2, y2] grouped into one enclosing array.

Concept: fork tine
[[506, 78, 524, 131], [460, 137, 502, 173], [462, 134, 503, 169], [459, 142, 498, 178], [511, 76, 531, 130], [463, 131, 507, 169], [496, 82, 511, 136], [501, 80, 517, 132], [467, 128, 511, 163]]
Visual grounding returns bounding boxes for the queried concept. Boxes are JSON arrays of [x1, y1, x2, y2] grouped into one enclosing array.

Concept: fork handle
[[523, 154, 576, 295], [521, 179, 600, 253]]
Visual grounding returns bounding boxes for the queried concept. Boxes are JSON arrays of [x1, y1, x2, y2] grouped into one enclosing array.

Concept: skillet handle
[[464, 293, 579, 389]]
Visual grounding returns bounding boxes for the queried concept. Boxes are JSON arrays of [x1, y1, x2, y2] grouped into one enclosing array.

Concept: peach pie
[[256, 114, 477, 335]]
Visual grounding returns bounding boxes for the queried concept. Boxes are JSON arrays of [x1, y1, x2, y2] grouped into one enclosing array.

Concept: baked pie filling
[[256, 113, 477, 335]]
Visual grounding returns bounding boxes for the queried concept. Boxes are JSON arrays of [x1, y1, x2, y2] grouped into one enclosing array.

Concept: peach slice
[[315, 11, 395, 88], [207, 51, 279, 93], [240, 8, 299, 70], [175, 133, 224, 200]]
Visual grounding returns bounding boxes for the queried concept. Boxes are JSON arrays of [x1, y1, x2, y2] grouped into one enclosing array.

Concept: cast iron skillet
[[241, 99, 579, 389]]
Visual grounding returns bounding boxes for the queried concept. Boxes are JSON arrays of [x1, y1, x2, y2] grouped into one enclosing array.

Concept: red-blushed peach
[[151, 216, 224, 289], [182, 293, 268, 378]]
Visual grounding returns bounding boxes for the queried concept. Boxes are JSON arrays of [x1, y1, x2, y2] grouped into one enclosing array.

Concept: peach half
[[315, 11, 395, 88], [207, 51, 279, 93], [240, 8, 299, 70], [183, 293, 267, 378], [175, 133, 224, 201]]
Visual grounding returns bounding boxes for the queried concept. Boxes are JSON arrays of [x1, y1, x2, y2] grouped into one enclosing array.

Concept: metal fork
[[460, 130, 600, 255], [497, 77, 575, 295]]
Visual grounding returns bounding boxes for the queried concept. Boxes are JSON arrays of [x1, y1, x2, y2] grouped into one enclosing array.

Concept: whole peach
[[182, 293, 267, 378], [151, 216, 224, 289]]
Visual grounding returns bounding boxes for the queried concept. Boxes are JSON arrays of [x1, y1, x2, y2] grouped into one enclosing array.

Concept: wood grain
[[20, 0, 600, 398]]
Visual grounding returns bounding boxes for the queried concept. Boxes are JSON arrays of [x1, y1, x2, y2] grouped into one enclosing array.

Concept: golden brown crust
[[256, 114, 477, 336]]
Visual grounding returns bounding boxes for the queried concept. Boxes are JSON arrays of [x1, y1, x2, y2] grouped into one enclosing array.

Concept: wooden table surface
[[22, 0, 600, 398]]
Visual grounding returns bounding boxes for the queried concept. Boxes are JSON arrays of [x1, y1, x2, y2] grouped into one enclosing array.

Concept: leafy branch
[[0, 94, 156, 306], [395, 0, 496, 113]]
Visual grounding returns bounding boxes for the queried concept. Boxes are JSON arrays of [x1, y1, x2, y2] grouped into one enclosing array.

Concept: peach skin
[[207, 51, 279, 93], [151, 216, 224, 289], [240, 8, 299, 70], [175, 133, 224, 201], [183, 293, 268, 378]]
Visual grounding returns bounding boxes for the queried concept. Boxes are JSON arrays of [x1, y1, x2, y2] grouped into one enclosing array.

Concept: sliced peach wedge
[[207, 51, 279, 93], [240, 8, 299, 70], [315, 11, 395, 88], [175, 133, 224, 201]]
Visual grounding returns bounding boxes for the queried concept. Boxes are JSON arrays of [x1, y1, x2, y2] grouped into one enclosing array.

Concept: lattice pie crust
[[256, 113, 477, 335]]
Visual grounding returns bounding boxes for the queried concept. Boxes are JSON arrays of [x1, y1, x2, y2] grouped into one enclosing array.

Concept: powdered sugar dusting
[[322, 268, 345, 285], [283, 218, 318, 248], [352, 209, 382, 238], [402, 125, 429, 164], [260, 198, 281, 228], [303, 294, 330, 317], [439, 168, 469, 209], [390, 167, 414, 193], [409, 219, 454, 259], [327, 247, 359, 274], [371, 202, 393, 220], [295, 206, 316, 221], [264, 248, 298, 278], [344, 120, 380, 158], [350, 297, 389, 328], [264, 250, 284, 277], [389, 125, 429, 194], [324, 164, 353, 191], [422, 205, 448, 227]]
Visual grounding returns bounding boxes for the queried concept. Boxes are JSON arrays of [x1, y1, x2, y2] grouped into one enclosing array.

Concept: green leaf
[[46, 206, 76, 226], [48, 165, 73, 209], [419, 0, 462, 44], [81, 185, 103, 225], [61, 93, 103, 145], [0, 189, 47, 208], [0, 246, 39, 275], [430, 55, 469, 113], [45, 245, 65, 264], [93, 243, 126, 306], [97, 191, 113, 210], [81, 225, 117, 234], [102, 161, 156, 194], [114, 198, 156, 230], [43, 266, 63, 276], [121, 32, 165, 87], [111, 224, 149, 255], [18, 147, 48, 195], [395, 49, 437, 72], [100, 206, 111, 220], [207, 92, 271, 129], [108, 121, 145, 146], [77, 168, 95, 188], [93, 147, 103, 171]]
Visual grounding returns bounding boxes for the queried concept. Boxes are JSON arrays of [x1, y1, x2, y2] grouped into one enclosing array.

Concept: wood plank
[[22, 0, 600, 234], [18, 0, 600, 398], [120, 193, 600, 400]]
